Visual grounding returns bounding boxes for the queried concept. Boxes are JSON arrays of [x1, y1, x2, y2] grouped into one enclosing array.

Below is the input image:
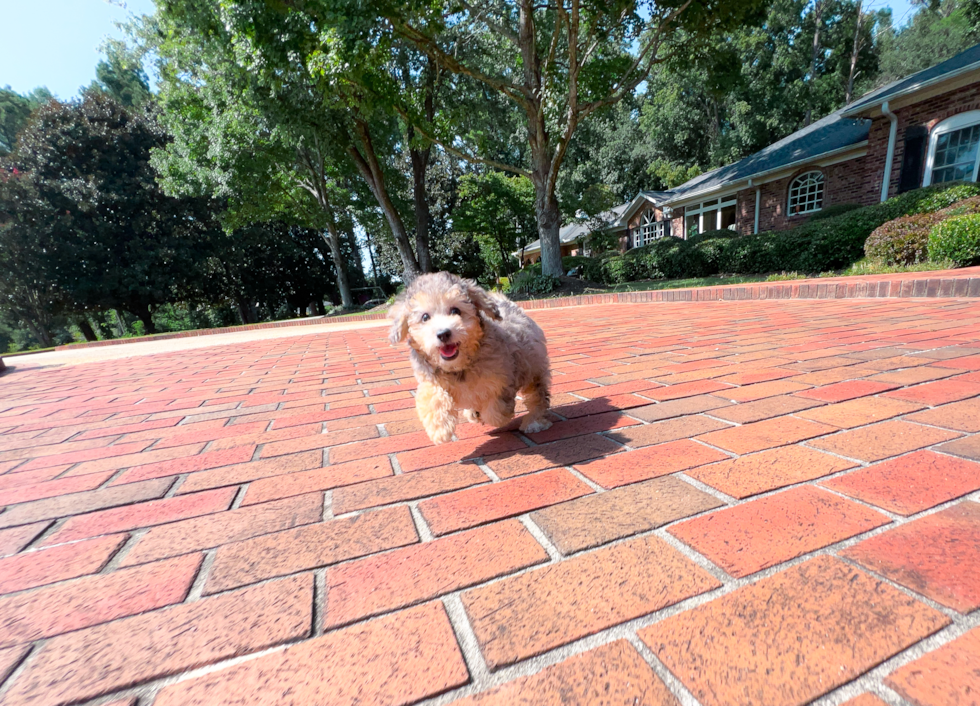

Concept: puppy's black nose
[[437, 329, 453, 343]]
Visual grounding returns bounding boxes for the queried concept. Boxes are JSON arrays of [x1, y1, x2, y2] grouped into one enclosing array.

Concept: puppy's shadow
[[464, 397, 633, 473]]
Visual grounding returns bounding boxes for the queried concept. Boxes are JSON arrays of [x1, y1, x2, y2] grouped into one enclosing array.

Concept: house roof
[[616, 191, 677, 224], [663, 41, 980, 206], [842, 42, 980, 117], [520, 202, 629, 255], [663, 107, 870, 205]]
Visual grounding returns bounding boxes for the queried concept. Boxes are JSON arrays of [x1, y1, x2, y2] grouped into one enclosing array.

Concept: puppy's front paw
[[520, 417, 552, 434]]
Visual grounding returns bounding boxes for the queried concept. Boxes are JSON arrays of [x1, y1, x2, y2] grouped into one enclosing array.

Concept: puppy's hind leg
[[519, 377, 552, 434], [416, 380, 457, 445], [481, 390, 516, 429]]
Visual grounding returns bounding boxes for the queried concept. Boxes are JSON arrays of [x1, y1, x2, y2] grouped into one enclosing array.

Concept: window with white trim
[[681, 195, 738, 237], [924, 111, 980, 186], [633, 210, 669, 247], [787, 171, 824, 215]]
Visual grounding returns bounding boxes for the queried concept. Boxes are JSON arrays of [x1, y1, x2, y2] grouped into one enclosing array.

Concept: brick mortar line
[[811, 609, 980, 706], [516, 515, 562, 562], [100, 529, 148, 574], [408, 502, 434, 542], [184, 548, 218, 602], [0, 641, 39, 702]]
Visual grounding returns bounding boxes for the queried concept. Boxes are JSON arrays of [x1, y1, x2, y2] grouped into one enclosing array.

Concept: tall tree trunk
[[804, 0, 825, 127], [133, 302, 157, 335], [409, 140, 434, 273], [76, 316, 98, 342], [320, 220, 353, 310], [113, 309, 127, 338], [23, 317, 53, 349], [532, 168, 563, 277], [406, 57, 437, 273], [348, 120, 421, 282], [364, 228, 380, 284], [846, 0, 863, 104]]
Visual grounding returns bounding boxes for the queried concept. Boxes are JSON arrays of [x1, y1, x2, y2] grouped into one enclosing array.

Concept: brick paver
[[1, 297, 979, 705]]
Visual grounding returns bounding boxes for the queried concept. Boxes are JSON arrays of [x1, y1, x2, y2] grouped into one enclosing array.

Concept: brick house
[[605, 42, 980, 254]]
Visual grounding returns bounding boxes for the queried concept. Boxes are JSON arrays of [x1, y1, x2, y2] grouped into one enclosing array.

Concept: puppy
[[388, 272, 552, 444]]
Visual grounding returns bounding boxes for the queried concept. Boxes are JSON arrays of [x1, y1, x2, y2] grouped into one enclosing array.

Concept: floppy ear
[[388, 298, 409, 344], [464, 279, 501, 321]]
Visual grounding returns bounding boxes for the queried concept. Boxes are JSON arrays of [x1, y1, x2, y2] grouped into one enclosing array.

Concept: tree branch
[[389, 17, 533, 108], [396, 108, 532, 177], [457, 0, 520, 45]]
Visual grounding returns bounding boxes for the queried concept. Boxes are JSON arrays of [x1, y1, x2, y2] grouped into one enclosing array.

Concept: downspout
[[750, 178, 760, 234], [880, 101, 898, 202]]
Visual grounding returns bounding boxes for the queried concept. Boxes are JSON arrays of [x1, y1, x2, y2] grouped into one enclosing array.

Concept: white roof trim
[[616, 192, 662, 226]]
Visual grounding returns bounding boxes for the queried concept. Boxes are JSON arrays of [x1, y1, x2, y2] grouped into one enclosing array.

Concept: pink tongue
[[441, 344, 457, 356]]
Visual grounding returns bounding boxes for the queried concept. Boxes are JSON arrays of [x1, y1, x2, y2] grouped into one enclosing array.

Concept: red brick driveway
[[1, 298, 979, 706]]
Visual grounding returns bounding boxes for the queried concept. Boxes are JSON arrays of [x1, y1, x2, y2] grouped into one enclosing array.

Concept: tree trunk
[[846, 0, 863, 104], [134, 303, 157, 334], [113, 309, 127, 337], [532, 172, 563, 277], [23, 317, 53, 349], [76, 317, 98, 342], [320, 220, 353, 309], [409, 141, 434, 273], [364, 228, 380, 284], [348, 120, 421, 282]]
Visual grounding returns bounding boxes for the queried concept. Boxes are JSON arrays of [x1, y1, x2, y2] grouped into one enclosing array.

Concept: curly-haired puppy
[[389, 272, 552, 445]]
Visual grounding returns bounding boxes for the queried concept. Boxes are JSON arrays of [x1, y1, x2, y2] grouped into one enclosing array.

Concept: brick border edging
[[53, 273, 980, 351], [518, 275, 980, 309]]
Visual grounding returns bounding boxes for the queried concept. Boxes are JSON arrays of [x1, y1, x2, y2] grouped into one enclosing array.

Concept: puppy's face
[[389, 273, 500, 373]]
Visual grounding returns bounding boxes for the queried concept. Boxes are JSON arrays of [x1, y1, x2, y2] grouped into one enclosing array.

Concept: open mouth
[[439, 343, 459, 361]]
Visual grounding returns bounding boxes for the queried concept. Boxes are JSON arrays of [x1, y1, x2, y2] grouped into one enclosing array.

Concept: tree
[[311, 0, 764, 276], [207, 222, 341, 322], [145, 2, 367, 305], [12, 93, 221, 333], [876, 0, 974, 84], [149, 0, 423, 284], [0, 87, 52, 155], [87, 39, 152, 107], [453, 172, 536, 278], [0, 168, 64, 347]]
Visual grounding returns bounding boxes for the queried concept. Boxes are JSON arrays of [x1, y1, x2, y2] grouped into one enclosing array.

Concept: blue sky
[[2, 0, 921, 100], [1, 0, 156, 99]]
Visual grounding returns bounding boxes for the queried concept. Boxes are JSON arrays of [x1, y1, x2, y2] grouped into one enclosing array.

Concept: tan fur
[[389, 272, 552, 444]]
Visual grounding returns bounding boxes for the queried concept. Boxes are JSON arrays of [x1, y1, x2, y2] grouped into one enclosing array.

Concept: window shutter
[[898, 126, 927, 194]]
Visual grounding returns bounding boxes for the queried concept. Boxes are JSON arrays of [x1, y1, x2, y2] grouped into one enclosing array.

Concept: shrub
[[864, 212, 945, 265], [507, 271, 561, 295], [865, 195, 980, 265], [807, 203, 862, 221], [559, 256, 593, 274], [580, 257, 608, 283], [689, 229, 740, 242], [928, 213, 980, 266], [912, 182, 980, 214]]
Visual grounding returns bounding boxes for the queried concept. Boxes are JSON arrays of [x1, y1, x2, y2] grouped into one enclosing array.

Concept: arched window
[[787, 171, 825, 216], [924, 111, 980, 186]]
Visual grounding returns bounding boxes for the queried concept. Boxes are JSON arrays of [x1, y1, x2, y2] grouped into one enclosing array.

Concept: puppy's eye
[[450, 307, 461, 316], [421, 313, 430, 323]]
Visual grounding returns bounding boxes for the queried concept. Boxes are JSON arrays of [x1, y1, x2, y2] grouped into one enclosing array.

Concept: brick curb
[[54, 270, 980, 351], [519, 273, 980, 310]]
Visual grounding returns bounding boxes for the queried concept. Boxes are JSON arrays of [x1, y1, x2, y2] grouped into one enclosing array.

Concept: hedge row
[[581, 182, 980, 285]]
